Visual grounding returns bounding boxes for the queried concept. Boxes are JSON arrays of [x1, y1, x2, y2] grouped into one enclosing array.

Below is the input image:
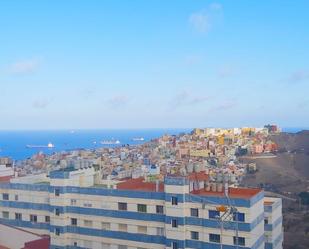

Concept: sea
[[0, 127, 306, 161], [0, 129, 191, 160]]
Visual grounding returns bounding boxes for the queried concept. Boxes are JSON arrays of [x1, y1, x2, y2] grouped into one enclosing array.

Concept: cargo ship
[[100, 140, 121, 145], [26, 142, 55, 148], [132, 137, 145, 141]]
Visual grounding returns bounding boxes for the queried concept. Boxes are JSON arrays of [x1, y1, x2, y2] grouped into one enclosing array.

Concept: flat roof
[[264, 201, 274, 206], [117, 177, 164, 192], [191, 187, 262, 199], [0, 176, 12, 183], [117, 176, 262, 199]]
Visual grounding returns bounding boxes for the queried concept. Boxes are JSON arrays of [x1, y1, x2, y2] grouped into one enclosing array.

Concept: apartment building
[[0, 167, 283, 249], [264, 198, 283, 249]]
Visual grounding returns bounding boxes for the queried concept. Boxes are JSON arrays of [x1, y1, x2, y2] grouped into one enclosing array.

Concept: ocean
[[0, 129, 191, 160], [0, 127, 306, 160]]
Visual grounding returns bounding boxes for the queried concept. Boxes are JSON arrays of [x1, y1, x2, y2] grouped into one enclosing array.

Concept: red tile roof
[[0, 176, 12, 183], [117, 177, 164, 192], [191, 187, 262, 199]]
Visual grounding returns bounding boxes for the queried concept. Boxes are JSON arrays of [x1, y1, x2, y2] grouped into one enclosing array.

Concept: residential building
[[0, 167, 283, 249]]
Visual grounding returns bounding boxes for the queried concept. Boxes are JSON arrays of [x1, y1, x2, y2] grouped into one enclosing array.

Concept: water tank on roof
[[211, 182, 217, 192], [217, 183, 223, 192], [180, 168, 187, 176], [223, 173, 229, 183], [186, 163, 194, 173], [216, 172, 223, 182], [230, 174, 236, 183], [205, 182, 211, 191], [194, 164, 201, 173]]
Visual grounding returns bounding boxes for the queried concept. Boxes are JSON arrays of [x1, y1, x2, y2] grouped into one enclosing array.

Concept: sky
[[0, 0, 308, 129]]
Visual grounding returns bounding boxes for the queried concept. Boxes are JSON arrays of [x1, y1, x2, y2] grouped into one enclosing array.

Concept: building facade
[[264, 198, 283, 249], [0, 167, 283, 249]]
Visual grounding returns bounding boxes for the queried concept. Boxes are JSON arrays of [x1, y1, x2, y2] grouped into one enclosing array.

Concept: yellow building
[[189, 149, 211, 158]]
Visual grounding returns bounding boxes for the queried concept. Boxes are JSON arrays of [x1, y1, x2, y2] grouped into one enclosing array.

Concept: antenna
[[190, 183, 239, 249]]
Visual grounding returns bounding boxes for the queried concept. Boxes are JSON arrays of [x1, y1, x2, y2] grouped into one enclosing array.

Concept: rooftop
[[117, 177, 164, 192], [0, 222, 49, 249], [0, 176, 12, 183], [116, 176, 262, 199], [191, 187, 262, 199], [264, 201, 274, 206]]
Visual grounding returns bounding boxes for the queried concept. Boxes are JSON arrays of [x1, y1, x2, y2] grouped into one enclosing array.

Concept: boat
[[132, 137, 145, 141], [100, 140, 121, 145], [26, 142, 55, 149]]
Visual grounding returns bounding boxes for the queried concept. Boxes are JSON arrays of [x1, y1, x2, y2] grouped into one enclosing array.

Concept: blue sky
[[0, 0, 308, 129]]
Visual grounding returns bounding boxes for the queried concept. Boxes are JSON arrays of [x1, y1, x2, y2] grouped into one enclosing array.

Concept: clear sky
[[0, 1, 308, 129]]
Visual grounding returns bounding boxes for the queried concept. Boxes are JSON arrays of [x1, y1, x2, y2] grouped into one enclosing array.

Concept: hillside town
[[0, 125, 283, 249], [2, 125, 280, 188]]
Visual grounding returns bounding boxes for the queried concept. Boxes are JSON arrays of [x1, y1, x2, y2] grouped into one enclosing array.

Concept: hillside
[[241, 130, 309, 249]]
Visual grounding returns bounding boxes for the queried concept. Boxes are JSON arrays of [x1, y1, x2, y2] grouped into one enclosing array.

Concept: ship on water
[[100, 139, 121, 145], [26, 142, 55, 149], [132, 137, 145, 141]]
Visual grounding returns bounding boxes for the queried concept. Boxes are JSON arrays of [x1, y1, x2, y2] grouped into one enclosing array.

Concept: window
[[55, 189, 60, 196], [233, 212, 245, 222], [30, 214, 37, 223], [137, 225, 147, 234], [191, 208, 199, 217], [45, 216, 50, 222], [84, 202, 92, 208], [264, 218, 269, 225], [172, 219, 178, 228], [156, 227, 164, 236], [55, 228, 60, 236], [70, 199, 77, 205], [15, 213, 22, 220], [71, 218, 77, 226], [101, 243, 110, 249], [55, 208, 60, 216], [209, 210, 220, 219], [171, 196, 178, 205], [156, 205, 164, 214], [102, 222, 110, 230], [172, 242, 178, 249], [73, 242, 78, 247], [118, 223, 127, 232], [2, 211, 9, 219], [2, 193, 9, 200], [118, 202, 127, 211], [137, 204, 147, 213], [14, 195, 18, 201], [84, 220, 93, 227], [118, 245, 127, 249], [233, 236, 245, 246], [209, 233, 220, 243], [191, 231, 199, 240]]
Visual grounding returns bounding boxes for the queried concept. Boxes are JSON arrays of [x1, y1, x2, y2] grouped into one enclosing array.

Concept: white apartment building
[[0, 167, 283, 249]]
